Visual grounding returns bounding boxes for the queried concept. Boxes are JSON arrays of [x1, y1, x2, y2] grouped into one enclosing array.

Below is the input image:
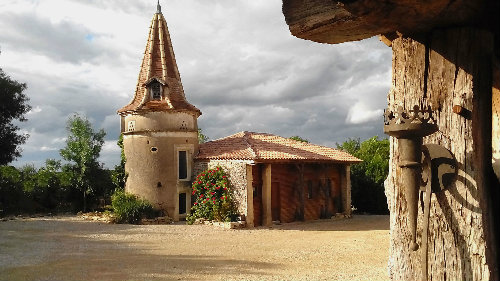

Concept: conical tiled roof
[[196, 131, 362, 163], [118, 5, 201, 115]]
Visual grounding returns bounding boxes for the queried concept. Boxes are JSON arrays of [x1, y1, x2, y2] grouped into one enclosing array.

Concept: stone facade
[[193, 160, 252, 217]]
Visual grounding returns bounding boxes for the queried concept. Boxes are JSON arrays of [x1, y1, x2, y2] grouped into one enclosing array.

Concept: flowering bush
[[187, 166, 236, 224]]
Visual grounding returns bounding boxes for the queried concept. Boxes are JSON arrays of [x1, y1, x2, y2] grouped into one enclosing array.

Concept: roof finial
[[156, 0, 162, 14]]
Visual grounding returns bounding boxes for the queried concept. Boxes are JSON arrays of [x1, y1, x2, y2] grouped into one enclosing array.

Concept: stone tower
[[117, 2, 201, 221]]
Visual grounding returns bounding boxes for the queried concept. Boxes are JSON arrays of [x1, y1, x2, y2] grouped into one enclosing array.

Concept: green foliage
[[187, 167, 236, 224], [19, 164, 38, 194], [337, 136, 390, 214], [0, 67, 31, 165], [0, 156, 115, 214], [0, 160, 72, 213], [198, 128, 209, 144], [111, 189, 154, 224], [111, 134, 127, 189], [33, 160, 67, 210], [289, 136, 309, 143], [0, 165, 23, 212], [60, 114, 106, 211]]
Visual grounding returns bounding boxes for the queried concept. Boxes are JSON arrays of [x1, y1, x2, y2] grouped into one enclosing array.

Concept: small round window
[[151, 147, 158, 152]]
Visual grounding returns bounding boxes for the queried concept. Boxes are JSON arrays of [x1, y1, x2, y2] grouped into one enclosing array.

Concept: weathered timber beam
[[282, 0, 486, 44]]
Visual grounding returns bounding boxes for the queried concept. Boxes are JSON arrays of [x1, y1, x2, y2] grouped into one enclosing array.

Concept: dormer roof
[[118, 4, 201, 116], [143, 77, 166, 86]]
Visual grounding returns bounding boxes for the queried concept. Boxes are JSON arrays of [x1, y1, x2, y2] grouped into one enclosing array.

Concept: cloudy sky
[[0, 0, 392, 169]]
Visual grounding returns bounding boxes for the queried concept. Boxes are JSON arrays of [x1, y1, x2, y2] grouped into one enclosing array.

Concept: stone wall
[[193, 160, 251, 217]]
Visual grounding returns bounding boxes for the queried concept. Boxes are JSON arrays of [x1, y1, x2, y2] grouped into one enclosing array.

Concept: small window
[[179, 193, 187, 214], [178, 150, 188, 179], [151, 147, 158, 152], [151, 81, 161, 100], [127, 121, 136, 132]]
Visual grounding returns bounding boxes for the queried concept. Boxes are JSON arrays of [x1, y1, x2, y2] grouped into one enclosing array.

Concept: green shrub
[[111, 189, 155, 224], [187, 166, 237, 224], [337, 136, 389, 214]]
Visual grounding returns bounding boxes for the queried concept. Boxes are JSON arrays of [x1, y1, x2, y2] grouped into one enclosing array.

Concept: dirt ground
[[0, 215, 389, 281]]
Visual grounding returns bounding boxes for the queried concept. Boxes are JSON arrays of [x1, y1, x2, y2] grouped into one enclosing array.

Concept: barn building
[[195, 131, 361, 227]]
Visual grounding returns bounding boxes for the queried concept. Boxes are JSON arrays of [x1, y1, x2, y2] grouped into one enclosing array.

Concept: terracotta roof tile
[[118, 10, 200, 116], [196, 131, 362, 163]]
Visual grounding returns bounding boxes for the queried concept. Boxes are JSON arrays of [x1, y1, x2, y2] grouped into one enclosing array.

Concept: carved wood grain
[[385, 28, 496, 280]]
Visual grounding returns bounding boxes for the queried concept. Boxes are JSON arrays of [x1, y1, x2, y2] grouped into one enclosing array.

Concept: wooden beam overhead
[[282, 0, 487, 44]]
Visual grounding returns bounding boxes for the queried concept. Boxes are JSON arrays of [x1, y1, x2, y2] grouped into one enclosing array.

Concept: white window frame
[[175, 144, 193, 181]]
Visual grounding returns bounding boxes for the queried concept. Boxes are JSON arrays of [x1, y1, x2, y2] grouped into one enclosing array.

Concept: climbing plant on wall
[[187, 166, 236, 224]]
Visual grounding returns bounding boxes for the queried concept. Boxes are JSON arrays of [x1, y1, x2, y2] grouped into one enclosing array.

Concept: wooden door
[[253, 184, 262, 227], [271, 182, 280, 221]]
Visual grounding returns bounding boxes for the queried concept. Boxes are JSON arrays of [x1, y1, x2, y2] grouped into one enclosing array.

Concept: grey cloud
[[7, 0, 392, 169], [169, 1, 391, 148], [0, 12, 110, 64], [9, 67, 126, 168], [77, 0, 150, 14]]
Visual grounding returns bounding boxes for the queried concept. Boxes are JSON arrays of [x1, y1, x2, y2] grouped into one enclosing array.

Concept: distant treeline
[[337, 136, 390, 215], [0, 115, 126, 215], [0, 160, 116, 214]]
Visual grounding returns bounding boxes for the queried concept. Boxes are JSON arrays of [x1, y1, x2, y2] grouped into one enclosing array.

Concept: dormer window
[[144, 77, 166, 101], [151, 81, 161, 100]]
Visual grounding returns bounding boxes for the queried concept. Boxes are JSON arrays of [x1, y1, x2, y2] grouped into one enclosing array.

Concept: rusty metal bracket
[[384, 105, 438, 251], [385, 105, 458, 281]]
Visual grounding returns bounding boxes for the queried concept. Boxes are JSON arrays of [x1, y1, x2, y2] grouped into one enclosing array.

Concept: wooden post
[[246, 164, 254, 227], [319, 164, 331, 218], [386, 28, 497, 280], [262, 164, 272, 226], [282, 1, 500, 279], [339, 165, 351, 216], [294, 164, 305, 221]]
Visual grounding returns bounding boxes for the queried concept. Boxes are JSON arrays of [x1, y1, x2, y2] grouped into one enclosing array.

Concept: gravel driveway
[[0, 215, 389, 281]]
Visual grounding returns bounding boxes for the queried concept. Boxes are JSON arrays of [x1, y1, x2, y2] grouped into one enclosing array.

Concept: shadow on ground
[[0, 218, 277, 281], [254, 215, 390, 232]]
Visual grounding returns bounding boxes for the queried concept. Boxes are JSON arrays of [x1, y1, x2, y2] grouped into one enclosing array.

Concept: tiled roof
[[118, 8, 201, 115], [196, 131, 362, 163]]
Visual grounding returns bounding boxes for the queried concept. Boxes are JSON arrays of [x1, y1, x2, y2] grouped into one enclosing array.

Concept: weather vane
[[156, 0, 161, 14]]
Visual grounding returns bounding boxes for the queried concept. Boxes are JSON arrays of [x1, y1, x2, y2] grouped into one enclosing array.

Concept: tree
[[198, 128, 209, 144], [289, 136, 309, 143], [0, 67, 31, 165], [60, 114, 105, 212], [0, 165, 22, 213], [337, 136, 389, 214], [111, 134, 127, 189], [35, 159, 67, 210]]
